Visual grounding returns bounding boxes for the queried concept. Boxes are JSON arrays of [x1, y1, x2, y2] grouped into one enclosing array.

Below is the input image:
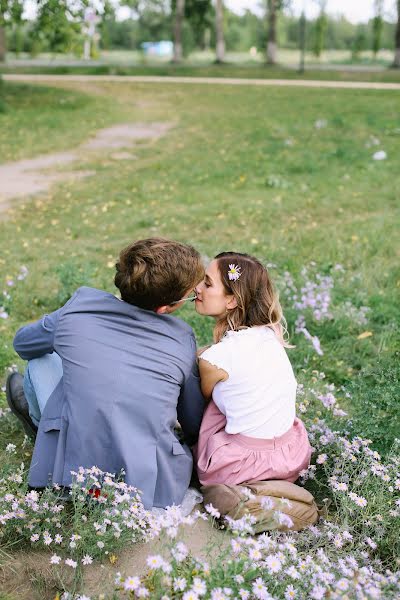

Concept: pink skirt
[[194, 401, 312, 486]]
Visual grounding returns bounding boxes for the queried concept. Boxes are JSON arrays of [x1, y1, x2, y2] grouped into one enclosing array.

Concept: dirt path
[[0, 122, 173, 217], [0, 518, 226, 599], [4, 73, 400, 90]]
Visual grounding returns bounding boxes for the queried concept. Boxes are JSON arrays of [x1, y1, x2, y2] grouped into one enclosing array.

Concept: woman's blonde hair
[[213, 252, 290, 346]]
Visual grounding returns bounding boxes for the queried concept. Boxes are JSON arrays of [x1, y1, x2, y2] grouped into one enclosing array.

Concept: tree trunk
[[266, 0, 277, 65], [83, 38, 91, 60], [173, 0, 185, 63], [0, 26, 6, 63], [215, 0, 225, 63], [394, 1, 400, 68]]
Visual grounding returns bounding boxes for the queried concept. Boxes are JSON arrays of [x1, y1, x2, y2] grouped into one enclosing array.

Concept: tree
[[119, 0, 171, 51], [313, 0, 328, 58], [185, 0, 211, 51], [265, 0, 289, 64], [372, 0, 384, 57], [32, 0, 86, 56], [32, 1, 112, 57], [0, 0, 24, 61], [215, 0, 225, 62], [393, 0, 400, 67], [351, 24, 367, 61], [97, 0, 116, 50], [172, 0, 184, 62], [266, 0, 277, 63]]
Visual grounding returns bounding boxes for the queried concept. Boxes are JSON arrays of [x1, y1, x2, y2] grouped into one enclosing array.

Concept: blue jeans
[[23, 353, 63, 427]]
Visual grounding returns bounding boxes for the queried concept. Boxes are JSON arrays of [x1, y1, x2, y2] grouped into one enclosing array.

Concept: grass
[[0, 78, 398, 596], [0, 82, 136, 162], [2, 62, 400, 83], [0, 78, 399, 422], [5, 48, 395, 64]]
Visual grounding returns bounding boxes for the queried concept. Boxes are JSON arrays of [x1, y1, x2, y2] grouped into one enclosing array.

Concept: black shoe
[[6, 372, 38, 439]]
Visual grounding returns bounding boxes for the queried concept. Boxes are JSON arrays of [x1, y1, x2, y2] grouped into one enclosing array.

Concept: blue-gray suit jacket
[[14, 287, 205, 508]]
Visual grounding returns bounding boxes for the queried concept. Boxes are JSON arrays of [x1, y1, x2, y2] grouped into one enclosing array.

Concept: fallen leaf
[[357, 331, 373, 340]]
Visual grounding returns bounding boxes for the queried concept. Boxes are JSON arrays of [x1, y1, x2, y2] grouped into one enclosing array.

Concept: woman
[[194, 252, 311, 486]]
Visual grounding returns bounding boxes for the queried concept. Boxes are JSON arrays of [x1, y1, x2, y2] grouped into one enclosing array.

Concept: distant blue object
[[141, 41, 173, 57]]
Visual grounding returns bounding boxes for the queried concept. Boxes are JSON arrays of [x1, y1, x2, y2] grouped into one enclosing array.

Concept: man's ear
[[155, 306, 168, 314], [226, 295, 237, 310]]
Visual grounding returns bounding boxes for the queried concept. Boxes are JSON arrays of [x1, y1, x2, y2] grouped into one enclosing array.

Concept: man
[[7, 238, 205, 509]]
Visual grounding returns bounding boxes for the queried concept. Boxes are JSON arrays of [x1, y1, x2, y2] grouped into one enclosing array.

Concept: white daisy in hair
[[228, 264, 241, 281]]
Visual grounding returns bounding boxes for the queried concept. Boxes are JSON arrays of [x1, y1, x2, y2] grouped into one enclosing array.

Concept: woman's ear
[[226, 295, 238, 310]]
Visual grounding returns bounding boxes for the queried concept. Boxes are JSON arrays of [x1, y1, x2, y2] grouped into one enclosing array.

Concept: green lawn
[[1, 79, 399, 448], [2, 61, 400, 83], [0, 82, 137, 162], [0, 79, 399, 597]]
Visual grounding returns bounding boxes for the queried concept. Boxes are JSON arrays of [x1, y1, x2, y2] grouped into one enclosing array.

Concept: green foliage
[[184, 0, 212, 50], [32, 0, 82, 55], [12, 5, 396, 57], [372, 15, 384, 56], [0, 0, 24, 27], [372, 0, 385, 57], [352, 25, 368, 60], [116, 0, 172, 49], [313, 12, 328, 57], [0, 1, 24, 60]]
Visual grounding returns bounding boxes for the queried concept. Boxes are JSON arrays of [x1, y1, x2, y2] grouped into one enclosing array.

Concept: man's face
[[157, 288, 198, 314]]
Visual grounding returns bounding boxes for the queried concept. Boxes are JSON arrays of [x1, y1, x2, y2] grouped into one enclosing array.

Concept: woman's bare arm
[[198, 358, 229, 400]]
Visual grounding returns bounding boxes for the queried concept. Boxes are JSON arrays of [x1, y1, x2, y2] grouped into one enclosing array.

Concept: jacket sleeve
[[13, 308, 64, 360], [177, 333, 205, 447], [13, 290, 81, 360]]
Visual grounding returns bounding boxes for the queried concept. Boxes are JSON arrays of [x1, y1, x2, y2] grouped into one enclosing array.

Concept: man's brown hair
[[115, 238, 204, 311]]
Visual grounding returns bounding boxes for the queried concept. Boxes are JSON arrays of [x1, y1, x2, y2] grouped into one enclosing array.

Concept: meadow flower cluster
[[1, 368, 399, 599], [0, 465, 153, 569], [0, 320, 393, 600], [0, 264, 29, 319], [296, 373, 348, 419], [99, 374, 400, 599], [278, 264, 370, 356], [335, 301, 370, 326], [111, 512, 400, 600], [298, 416, 399, 566], [279, 265, 334, 356]]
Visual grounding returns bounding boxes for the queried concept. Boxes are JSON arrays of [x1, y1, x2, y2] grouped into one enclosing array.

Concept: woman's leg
[[23, 353, 63, 427]]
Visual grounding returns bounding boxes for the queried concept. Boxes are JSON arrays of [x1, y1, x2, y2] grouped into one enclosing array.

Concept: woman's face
[[195, 259, 236, 318]]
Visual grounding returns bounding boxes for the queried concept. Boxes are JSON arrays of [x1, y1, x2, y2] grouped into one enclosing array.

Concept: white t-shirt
[[201, 326, 297, 438]]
